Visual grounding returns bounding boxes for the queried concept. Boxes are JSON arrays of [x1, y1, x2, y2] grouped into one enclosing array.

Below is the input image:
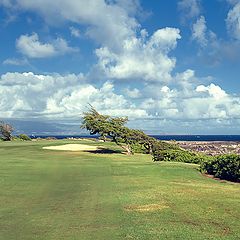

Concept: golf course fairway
[[0, 140, 239, 240]]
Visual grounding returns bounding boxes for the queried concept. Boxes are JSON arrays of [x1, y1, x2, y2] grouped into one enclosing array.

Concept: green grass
[[0, 140, 240, 240]]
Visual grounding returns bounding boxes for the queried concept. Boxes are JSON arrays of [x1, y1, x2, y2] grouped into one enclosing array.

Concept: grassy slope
[[0, 140, 239, 240]]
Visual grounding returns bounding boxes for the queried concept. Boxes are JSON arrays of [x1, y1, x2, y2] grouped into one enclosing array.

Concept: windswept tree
[[130, 129, 158, 154], [0, 121, 13, 141], [81, 106, 179, 156], [81, 106, 133, 154]]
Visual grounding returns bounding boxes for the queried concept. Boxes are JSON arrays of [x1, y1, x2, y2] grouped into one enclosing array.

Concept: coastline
[[30, 135, 240, 156], [177, 141, 240, 156], [30, 135, 240, 142]]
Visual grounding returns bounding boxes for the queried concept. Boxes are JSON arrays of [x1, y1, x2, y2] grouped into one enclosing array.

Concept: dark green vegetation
[[200, 154, 240, 182], [1, 140, 240, 240], [152, 149, 210, 164], [18, 134, 32, 141], [153, 149, 239, 182]]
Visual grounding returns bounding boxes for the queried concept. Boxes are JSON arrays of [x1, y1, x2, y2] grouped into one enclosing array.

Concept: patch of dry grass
[[124, 203, 169, 212]]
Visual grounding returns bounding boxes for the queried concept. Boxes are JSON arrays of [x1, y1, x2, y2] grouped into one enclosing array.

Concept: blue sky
[[0, 0, 240, 135]]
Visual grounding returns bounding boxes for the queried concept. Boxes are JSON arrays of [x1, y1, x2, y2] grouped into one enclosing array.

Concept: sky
[[0, 0, 240, 135]]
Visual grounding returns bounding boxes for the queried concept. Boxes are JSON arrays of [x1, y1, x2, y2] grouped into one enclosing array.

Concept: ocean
[[32, 135, 240, 142]]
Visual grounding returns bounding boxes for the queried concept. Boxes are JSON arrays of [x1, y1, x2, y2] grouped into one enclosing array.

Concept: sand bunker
[[43, 144, 99, 151]]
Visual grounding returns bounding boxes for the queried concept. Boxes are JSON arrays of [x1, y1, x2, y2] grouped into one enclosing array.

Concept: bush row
[[152, 148, 210, 164], [152, 146, 240, 182], [18, 134, 32, 141], [200, 154, 240, 182], [11, 134, 32, 141]]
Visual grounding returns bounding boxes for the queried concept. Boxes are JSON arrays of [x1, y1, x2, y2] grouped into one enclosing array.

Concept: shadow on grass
[[84, 148, 123, 154]]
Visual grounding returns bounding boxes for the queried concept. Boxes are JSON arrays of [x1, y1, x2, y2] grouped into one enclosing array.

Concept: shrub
[[152, 148, 209, 164], [152, 141, 179, 152], [200, 154, 240, 182], [12, 136, 20, 141], [18, 134, 31, 141], [131, 143, 148, 154]]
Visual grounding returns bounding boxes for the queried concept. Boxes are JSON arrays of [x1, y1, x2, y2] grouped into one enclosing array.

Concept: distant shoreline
[[29, 135, 240, 142]]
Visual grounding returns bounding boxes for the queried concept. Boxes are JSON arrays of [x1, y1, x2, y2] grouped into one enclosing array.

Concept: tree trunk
[[144, 143, 153, 154], [112, 137, 133, 155], [121, 144, 133, 155]]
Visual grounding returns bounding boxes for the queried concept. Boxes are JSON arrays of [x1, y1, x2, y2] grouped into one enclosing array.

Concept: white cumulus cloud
[[96, 28, 181, 82], [125, 88, 141, 98], [0, 72, 148, 119], [3, 58, 28, 66], [192, 16, 207, 47], [226, 2, 240, 40], [178, 0, 201, 22], [4, 0, 139, 51], [196, 83, 227, 99], [3, 1, 182, 83], [16, 33, 78, 58], [70, 26, 81, 38]]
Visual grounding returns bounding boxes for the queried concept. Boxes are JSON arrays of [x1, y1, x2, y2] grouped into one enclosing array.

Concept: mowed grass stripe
[[0, 140, 240, 240], [0, 142, 122, 239]]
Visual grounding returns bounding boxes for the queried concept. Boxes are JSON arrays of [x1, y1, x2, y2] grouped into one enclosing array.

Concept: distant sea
[[32, 135, 240, 142]]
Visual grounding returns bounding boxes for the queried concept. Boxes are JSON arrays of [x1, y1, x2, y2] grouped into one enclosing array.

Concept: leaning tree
[[0, 121, 13, 141], [81, 106, 177, 155], [81, 106, 135, 154], [81, 105, 181, 157]]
